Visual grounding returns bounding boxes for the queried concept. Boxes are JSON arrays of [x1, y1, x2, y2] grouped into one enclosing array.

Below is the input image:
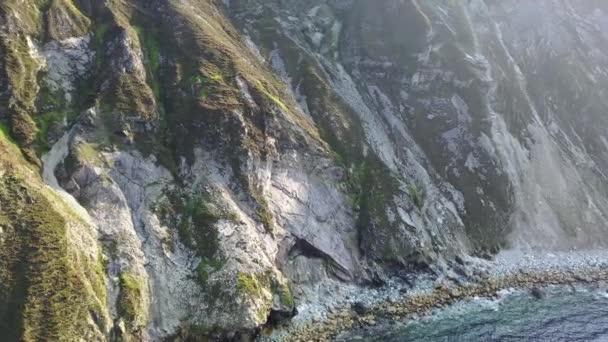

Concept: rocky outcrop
[[3, 0, 608, 340], [230, 0, 608, 254]]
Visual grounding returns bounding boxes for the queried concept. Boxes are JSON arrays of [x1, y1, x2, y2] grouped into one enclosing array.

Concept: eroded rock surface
[[2, 0, 608, 340]]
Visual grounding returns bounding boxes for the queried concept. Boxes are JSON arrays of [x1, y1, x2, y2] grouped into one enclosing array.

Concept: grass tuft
[[118, 272, 144, 326]]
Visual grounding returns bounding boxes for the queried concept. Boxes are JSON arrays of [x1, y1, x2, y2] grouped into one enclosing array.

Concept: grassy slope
[[0, 127, 106, 340]]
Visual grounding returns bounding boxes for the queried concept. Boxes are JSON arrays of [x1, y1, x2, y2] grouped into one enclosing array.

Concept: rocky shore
[[269, 251, 608, 342]]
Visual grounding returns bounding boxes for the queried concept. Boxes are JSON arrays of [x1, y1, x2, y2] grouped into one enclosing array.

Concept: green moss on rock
[[4, 35, 41, 111], [272, 281, 294, 308], [35, 110, 64, 151], [179, 195, 221, 254], [109, 73, 157, 121], [407, 183, 426, 210], [155, 190, 235, 288], [118, 272, 144, 327], [256, 80, 289, 113], [75, 142, 103, 166], [254, 193, 274, 234], [355, 156, 406, 264], [46, 0, 91, 41], [2, 35, 42, 160], [196, 257, 225, 287], [0, 172, 104, 341], [133, 25, 162, 99], [237, 272, 265, 299], [1, 1, 45, 35]]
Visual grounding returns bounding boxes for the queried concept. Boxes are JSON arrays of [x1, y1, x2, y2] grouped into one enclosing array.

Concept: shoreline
[[269, 250, 608, 341]]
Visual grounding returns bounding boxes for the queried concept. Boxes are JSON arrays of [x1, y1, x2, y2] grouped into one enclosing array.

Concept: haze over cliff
[[2, 0, 608, 340]]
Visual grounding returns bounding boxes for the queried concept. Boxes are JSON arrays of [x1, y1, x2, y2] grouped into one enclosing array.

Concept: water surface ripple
[[337, 289, 608, 342]]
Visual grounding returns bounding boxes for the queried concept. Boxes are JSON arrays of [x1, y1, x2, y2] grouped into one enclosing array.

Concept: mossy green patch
[[3, 34, 42, 157], [196, 257, 225, 288], [178, 195, 221, 254], [355, 156, 407, 263], [0, 122, 18, 148], [209, 73, 223, 82], [35, 111, 64, 151], [0, 172, 104, 340], [109, 72, 156, 120], [133, 25, 162, 99], [250, 188, 274, 234], [92, 250, 108, 303], [4, 35, 41, 110], [75, 143, 103, 166], [93, 21, 111, 70], [118, 272, 144, 327], [155, 190, 235, 288], [46, 0, 91, 41], [237, 272, 265, 299], [94, 22, 111, 47], [258, 207, 274, 234], [407, 183, 426, 210], [186, 75, 210, 100], [0, 1, 45, 35], [272, 280, 294, 308], [181, 71, 229, 101], [133, 26, 161, 74], [256, 80, 289, 113]]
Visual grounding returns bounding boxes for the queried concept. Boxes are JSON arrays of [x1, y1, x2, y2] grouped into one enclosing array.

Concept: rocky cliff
[[2, 0, 608, 340]]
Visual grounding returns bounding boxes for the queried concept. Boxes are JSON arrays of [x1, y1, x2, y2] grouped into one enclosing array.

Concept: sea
[[336, 287, 608, 342]]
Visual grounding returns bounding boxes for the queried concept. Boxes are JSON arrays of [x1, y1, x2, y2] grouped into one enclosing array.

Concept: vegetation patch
[[4, 35, 41, 110], [35, 110, 64, 151], [254, 191, 274, 234], [92, 250, 108, 303], [196, 257, 225, 287], [178, 195, 221, 253], [272, 280, 294, 308], [133, 25, 162, 98], [109, 73, 156, 121], [407, 183, 426, 210], [36, 87, 96, 156], [355, 156, 405, 263], [94, 22, 111, 48], [0, 122, 18, 148], [256, 80, 289, 113], [118, 272, 144, 326], [75, 142, 103, 166], [0, 172, 103, 340], [237, 272, 266, 299], [155, 190, 238, 287], [3, 36, 42, 160], [46, 0, 91, 41], [1, 1, 44, 34], [185, 75, 211, 100]]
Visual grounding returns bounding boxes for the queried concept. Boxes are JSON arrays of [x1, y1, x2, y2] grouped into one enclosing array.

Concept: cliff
[[2, 0, 608, 340]]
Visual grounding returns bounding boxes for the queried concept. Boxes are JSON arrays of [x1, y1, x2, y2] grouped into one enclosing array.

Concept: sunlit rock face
[[230, 0, 608, 252], [477, 0, 608, 250], [419, 0, 608, 250], [3, 0, 608, 339]]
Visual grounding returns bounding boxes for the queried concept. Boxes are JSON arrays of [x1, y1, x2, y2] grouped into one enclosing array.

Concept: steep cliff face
[[232, 0, 608, 255], [2, 0, 608, 340]]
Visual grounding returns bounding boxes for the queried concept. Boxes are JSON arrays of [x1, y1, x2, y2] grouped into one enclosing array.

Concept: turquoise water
[[337, 289, 608, 341]]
